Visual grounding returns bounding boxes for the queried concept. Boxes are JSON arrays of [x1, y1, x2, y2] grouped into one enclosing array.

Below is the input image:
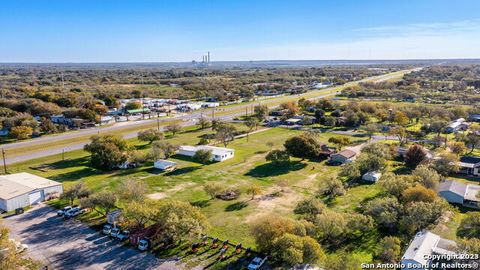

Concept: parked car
[[116, 230, 130, 241], [63, 207, 83, 219], [138, 239, 149, 251], [248, 257, 267, 270], [57, 206, 72, 216], [110, 227, 121, 238], [102, 224, 112, 235]]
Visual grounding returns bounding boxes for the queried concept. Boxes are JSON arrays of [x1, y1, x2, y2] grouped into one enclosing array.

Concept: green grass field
[[7, 127, 375, 250]]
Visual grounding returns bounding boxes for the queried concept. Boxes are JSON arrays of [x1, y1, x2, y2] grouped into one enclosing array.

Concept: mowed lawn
[[7, 126, 371, 249]]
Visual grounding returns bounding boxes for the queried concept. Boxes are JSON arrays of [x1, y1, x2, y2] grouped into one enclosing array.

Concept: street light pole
[[2, 148, 7, 174]]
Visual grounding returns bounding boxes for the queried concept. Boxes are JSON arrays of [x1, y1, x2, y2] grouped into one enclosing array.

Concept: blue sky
[[1, 0, 479, 62]]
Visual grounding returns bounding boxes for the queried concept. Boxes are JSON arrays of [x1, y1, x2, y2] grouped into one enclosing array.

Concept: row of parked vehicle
[[102, 224, 150, 251], [55, 206, 265, 268], [56, 206, 85, 219], [102, 225, 131, 241]]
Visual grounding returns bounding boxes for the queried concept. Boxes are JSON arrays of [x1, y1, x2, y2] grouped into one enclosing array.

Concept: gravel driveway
[[3, 204, 187, 270]]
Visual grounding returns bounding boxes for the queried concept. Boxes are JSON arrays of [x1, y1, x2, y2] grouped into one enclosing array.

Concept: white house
[[285, 118, 302, 125], [154, 160, 177, 171], [176, 103, 202, 112], [202, 102, 220, 108], [438, 180, 480, 209], [401, 231, 456, 270], [445, 118, 469, 133], [178, 145, 235, 162], [0, 173, 63, 212], [100, 116, 114, 125], [362, 171, 382, 183], [313, 82, 333, 89]]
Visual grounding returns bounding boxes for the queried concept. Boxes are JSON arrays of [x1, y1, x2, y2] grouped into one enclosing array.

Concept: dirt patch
[[147, 192, 167, 200], [147, 182, 196, 200], [245, 187, 303, 223]]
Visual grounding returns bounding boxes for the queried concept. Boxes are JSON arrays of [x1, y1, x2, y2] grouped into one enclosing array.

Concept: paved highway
[[1, 68, 417, 165]]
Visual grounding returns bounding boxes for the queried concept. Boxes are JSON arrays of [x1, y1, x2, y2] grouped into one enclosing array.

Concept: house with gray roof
[[458, 156, 480, 177], [330, 149, 357, 165], [444, 118, 469, 133], [401, 231, 456, 270], [438, 180, 480, 209]]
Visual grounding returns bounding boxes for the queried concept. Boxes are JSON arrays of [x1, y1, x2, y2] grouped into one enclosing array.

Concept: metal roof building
[[438, 179, 480, 209], [401, 231, 456, 270], [0, 173, 63, 212]]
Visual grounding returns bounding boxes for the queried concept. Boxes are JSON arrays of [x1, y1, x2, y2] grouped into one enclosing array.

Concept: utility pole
[[157, 116, 160, 131], [2, 148, 6, 174]]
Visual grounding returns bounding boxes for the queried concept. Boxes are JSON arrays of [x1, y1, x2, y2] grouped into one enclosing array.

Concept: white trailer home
[[178, 145, 234, 162], [0, 173, 63, 212]]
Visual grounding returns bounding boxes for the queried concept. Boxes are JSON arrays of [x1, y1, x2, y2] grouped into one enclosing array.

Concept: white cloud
[[212, 20, 480, 60]]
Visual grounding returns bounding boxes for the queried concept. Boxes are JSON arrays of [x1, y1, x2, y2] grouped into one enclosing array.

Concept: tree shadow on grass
[[244, 161, 306, 178], [392, 166, 411, 175], [142, 167, 164, 175], [36, 156, 90, 171], [317, 194, 338, 207], [225, 201, 248, 212], [48, 167, 101, 182], [165, 166, 200, 176], [134, 143, 151, 150], [190, 199, 211, 208]]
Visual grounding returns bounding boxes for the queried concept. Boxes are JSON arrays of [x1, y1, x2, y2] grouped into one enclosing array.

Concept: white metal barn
[[0, 173, 63, 212], [154, 160, 177, 171], [178, 145, 235, 162], [362, 171, 382, 183]]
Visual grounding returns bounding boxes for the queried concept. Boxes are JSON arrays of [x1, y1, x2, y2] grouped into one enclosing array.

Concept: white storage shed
[[154, 160, 177, 171]]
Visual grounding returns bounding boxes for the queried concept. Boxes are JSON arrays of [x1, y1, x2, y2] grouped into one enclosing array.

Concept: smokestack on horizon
[[207, 51, 210, 63]]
